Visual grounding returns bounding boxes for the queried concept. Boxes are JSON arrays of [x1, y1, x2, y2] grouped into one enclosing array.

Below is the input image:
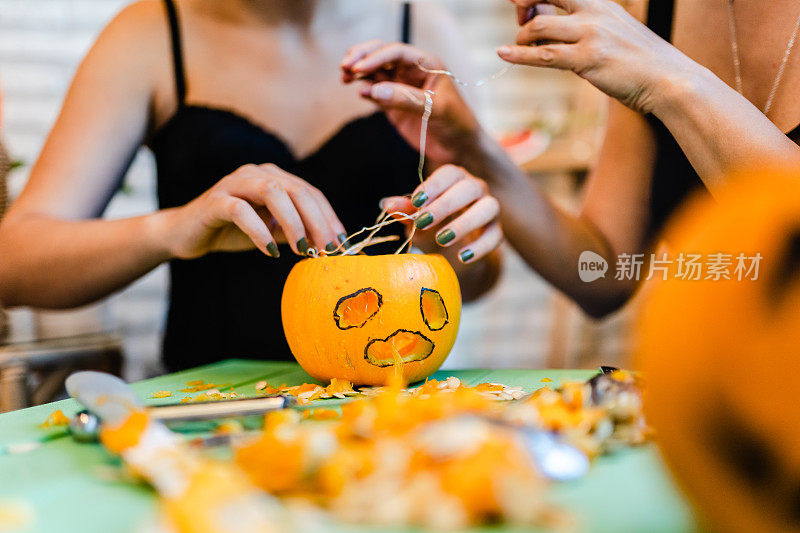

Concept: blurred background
[[0, 0, 634, 381]]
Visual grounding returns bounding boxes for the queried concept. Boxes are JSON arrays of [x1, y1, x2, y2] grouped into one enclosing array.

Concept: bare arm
[[342, 36, 502, 301], [0, 1, 166, 308], [0, 1, 347, 309], [499, 0, 800, 196], [652, 65, 800, 192], [458, 98, 654, 317]]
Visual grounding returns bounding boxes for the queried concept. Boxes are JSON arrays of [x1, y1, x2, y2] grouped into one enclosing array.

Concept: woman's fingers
[[509, 0, 584, 15], [515, 3, 560, 24], [308, 189, 348, 248], [257, 181, 309, 255], [379, 196, 416, 231], [409, 165, 467, 210], [278, 166, 347, 248], [214, 196, 278, 257], [224, 165, 308, 254], [404, 164, 502, 263], [362, 82, 429, 113], [341, 40, 386, 82], [228, 164, 346, 255], [433, 196, 500, 248], [341, 39, 385, 70], [497, 43, 579, 70], [457, 222, 504, 264], [350, 42, 438, 77], [259, 165, 342, 253], [286, 186, 341, 253], [414, 177, 485, 230], [380, 195, 415, 216], [516, 14, 582, 45]]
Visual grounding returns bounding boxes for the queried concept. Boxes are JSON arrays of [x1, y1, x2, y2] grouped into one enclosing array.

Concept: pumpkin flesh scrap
[[334, 288, 382, 329], [420, 288, 448, 331], [364, 329, 434, 367]]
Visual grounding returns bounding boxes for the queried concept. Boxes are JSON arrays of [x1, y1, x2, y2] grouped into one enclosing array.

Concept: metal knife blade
[[149, 395, 294, 423], [66, 371, 294, 426]]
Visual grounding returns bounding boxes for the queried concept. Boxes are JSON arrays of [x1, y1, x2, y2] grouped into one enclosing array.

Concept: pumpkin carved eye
[[420, 288, 449, 331], [364, 329, 435, 367], [334, 288, 382, 330]]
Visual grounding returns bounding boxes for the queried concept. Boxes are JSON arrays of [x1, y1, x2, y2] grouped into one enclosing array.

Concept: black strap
[[401, 1, 412, 44], [163, 0, 187, 105], [646, 0, 675, 42]]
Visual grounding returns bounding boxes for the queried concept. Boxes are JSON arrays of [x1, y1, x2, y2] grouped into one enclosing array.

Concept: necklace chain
[[727, 0, 800, 117]]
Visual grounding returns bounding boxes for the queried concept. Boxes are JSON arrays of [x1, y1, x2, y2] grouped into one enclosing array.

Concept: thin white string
[[307, 61, 512, 258], [418, 90, 434, 184], [306, 211, 417, 258], [416, 60, 514, 88]]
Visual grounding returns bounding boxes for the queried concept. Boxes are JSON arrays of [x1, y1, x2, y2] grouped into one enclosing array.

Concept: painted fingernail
[[436, 229, 455, 245], [459, 249, 475, 263], [337, 233, 348, 245], [372, 85, 393, 100], [411, 191, 428, 208], [266, 242, 280, 258], [414, 212, 433, 229], [325, 241, 338, 253], [296, 237, 309, 255]]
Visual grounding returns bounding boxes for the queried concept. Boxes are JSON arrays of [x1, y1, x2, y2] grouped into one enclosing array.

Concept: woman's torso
[[148, 0, 420, 371], [645, 0, 800, 236]]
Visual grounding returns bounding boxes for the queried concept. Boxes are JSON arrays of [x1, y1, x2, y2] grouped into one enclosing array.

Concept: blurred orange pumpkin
[[281, 254, 461, 385], [637, 168, 800, 533]]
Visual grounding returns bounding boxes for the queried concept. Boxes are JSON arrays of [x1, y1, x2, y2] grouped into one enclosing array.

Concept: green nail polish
[[337, 233, 348, 245], [436, 229, 455, 245], [415, 212, 433, 229], [411, 191, 428, 208], [297, 237, 309, 255], [325, 241, 337, 253], [459, 249, 474, 263], [266, 242, 280, 258]]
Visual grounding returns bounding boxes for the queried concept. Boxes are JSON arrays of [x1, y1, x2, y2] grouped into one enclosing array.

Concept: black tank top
[[149, 0, 419, 371], [645, 0, 800, 236]]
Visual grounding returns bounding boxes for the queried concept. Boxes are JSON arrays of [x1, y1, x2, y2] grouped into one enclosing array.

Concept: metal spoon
[[69, 410, 100, 442], [516, 426, 590, 481], [481, 417, 590, 481], [65, 371, 294, 442], [66, 394, 294, 443]]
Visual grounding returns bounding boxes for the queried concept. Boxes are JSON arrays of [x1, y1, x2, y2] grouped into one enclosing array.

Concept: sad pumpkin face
[[281, 254, 461, 386]]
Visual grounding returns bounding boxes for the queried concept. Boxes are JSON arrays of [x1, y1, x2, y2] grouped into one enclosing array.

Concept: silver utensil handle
[[148, 395, 291, 422]]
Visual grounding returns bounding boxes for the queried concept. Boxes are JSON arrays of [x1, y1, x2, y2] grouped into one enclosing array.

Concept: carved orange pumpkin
[[637, 168, 800, 533], [281, 254, 461, 385]]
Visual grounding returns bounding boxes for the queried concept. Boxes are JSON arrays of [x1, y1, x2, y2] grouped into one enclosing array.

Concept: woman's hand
[[381, 165, 503, 264], [341, 41, 482, 164], [498, 0, 695, 114], [160, 163, 346, 259]]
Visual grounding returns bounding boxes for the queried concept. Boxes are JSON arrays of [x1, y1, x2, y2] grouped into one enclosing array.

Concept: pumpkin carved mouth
[[364, 329, 435, 367], [334, 288, 382, 330]]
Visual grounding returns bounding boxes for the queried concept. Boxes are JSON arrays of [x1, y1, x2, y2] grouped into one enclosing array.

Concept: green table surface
[[0, 360, 696, 533]]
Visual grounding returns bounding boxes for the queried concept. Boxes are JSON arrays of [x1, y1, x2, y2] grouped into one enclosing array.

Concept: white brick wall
[[0, 0, 629, 378]]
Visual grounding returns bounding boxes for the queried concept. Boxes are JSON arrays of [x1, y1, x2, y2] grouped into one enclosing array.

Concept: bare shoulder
[[95, 1, 167, 52], [73, 0, 173, 113]]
